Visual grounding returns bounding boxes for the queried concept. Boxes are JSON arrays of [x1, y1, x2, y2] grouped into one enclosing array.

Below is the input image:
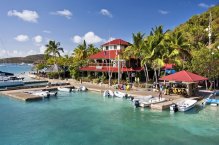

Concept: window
[[106, 46, 109, 50], [114, 45, 117, 50]]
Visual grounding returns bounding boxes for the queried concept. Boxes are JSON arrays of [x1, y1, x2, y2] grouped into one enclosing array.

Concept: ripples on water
[[0, 92, 219, 145]]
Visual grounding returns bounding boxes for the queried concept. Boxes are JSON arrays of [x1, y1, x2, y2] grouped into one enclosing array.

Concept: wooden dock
[[150, 101, 174, 110], [0, 85, 74, 101]]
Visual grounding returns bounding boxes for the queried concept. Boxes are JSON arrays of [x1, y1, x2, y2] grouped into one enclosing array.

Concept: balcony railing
[[88, 63, 113, 66]]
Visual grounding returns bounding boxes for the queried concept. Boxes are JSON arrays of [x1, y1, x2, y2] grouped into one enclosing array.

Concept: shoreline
[[0, 74, 207, 110]]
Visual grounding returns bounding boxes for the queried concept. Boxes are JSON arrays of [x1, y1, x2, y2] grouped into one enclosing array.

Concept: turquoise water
[[0, 63, 32, 75], [0, 92, 219, 145], [1, 64, 219, 145]]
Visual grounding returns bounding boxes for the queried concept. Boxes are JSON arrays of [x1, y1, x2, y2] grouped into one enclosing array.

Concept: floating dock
[[0, 85, 74, 101]]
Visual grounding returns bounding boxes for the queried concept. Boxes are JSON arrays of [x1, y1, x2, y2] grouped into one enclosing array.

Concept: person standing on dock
[[158, 84, 163, 100]]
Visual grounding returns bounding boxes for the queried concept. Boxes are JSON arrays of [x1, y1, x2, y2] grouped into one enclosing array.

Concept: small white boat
[[114, 91, 127, 98], [103, 90, 114, 97], [48, 91, 58, 96], [78, 86, 87, 91], [32, 91, 49, 98], [57, 87, 72, 92], [71, 88, 80, 92], [140, 97, 166, 107], [176, 99, 197, 112]]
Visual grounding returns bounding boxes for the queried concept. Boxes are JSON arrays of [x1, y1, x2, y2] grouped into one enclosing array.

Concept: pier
[[0, 85, 74, 101]]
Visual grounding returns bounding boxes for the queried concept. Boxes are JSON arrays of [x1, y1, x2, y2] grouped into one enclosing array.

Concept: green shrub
[[47, 72, 60, 79]]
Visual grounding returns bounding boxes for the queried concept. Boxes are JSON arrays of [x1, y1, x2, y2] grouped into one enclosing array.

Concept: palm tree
[[45, 40, 64, 58], [87, 44, 100, 57], [149, 26, 168, 83], [165, 31, 191, 69], [73, 40, 87, 61], [45, 40, 64, 66], [140, 36, 155, 83]]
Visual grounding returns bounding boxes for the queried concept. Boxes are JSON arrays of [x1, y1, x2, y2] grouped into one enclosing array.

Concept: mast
[[117, 50, 120, 84], [208, 12, 212, 47], [108, 32, 111, 87]]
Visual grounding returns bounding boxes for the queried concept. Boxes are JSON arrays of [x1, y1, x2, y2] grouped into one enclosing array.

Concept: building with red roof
[[79, 39, 143, 83]]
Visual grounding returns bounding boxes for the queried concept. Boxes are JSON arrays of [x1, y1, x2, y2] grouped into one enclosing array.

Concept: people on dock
[[158, 84, 163, 100]]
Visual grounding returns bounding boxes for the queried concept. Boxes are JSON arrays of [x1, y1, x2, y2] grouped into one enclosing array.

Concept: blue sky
[[0, 0, 217, 58]]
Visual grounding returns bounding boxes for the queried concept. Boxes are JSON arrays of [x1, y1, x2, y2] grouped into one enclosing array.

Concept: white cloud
[[100, 9, 113, 18], [198, 3, 215, 8], [39, 45, 46, 54], [72, 32, 103, 44], [158, 10, 169, 15], [73, 35, 82, 44], [8, 10, 39, 23], [43, 30, 51, 34], [14, 35, 29, 42], [33, 35, 43, 43], [51, 9, 72, 19]]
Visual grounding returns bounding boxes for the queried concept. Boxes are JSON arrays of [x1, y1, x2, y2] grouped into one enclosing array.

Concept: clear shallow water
[[0, 92, 219, 145], [1, 64, 219, 145]]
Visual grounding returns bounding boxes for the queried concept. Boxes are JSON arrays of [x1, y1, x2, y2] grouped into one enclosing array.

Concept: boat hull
[[177, 100, 197, 112], [0, 81, 24, 88], [58, 87, 71, 92]]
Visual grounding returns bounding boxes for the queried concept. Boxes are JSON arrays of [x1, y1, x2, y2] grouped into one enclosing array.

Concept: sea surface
[[0, 64, 219, 145], [0, 63, 32, 75]]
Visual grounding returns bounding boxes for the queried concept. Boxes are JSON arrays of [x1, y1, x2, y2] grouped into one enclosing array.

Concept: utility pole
[[208, 12, 212, 48]]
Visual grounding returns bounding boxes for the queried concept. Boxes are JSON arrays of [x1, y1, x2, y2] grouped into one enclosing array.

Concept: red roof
[[159, 70, 208, 82], [80, 66, 143, 72], [89, 50, 120, 59], [102, 39, 130, 46]]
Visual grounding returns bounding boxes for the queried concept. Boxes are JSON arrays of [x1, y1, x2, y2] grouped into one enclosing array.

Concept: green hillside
[[0, 54, 46, 64], [174, 5, 219, 48]]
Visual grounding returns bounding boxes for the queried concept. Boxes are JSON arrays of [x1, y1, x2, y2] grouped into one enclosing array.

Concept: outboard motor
[[173, 104, 178, 112], [134, 100, 140, 108]]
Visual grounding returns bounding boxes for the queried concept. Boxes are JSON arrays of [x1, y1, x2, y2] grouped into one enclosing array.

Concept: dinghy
[[57, 87, 72, 92], [140, 97, 166, 107], [114, 91, 127, 98], [205, 91, 219, 106], [78, 86, 87, 91], [103, 90, 114, 97], [175, 99, 197, 112], [48, 91, 58, 97], [32, 91, 50, 98]]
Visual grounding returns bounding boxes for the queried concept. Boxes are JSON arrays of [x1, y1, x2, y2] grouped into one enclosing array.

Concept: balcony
[[88, 63, 113, 67]]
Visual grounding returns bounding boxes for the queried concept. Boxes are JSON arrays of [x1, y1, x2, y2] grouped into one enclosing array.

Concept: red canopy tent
[[159, 70, 208, 82]]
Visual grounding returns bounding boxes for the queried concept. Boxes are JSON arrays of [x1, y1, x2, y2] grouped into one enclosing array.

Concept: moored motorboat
[[32, 91, 50, 98], [48, 91, 58, 96], [78, 86, 87, 91], [140, 97, 166, 107], [175, 99, 197, 112], [57, 87, 72, 92], [205, 91, 219, 106], [114, 91, 127, 98], [0, 72, 24, 88], [103, 90, 114, 97]]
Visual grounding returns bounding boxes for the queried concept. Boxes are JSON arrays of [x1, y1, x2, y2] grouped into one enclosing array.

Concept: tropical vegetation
[[35, 5, 219, 88]]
